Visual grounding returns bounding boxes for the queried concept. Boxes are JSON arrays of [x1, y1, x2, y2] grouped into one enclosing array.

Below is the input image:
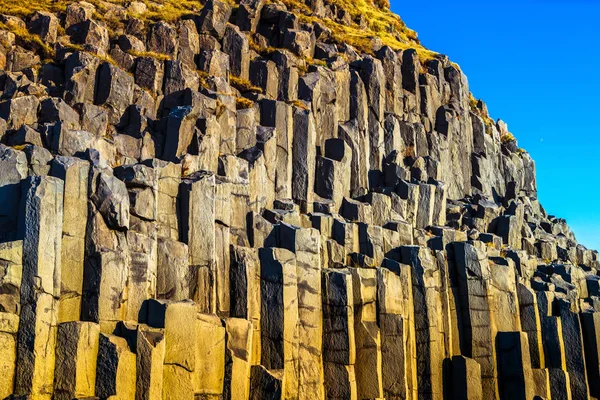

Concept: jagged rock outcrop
[[0, 0, 598, 399]]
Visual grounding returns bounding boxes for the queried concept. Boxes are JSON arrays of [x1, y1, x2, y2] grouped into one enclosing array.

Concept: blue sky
[[390, 0, 600, 249]]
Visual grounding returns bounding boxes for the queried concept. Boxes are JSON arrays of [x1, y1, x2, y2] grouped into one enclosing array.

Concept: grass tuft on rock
[[289, 99, 309, 110], [127, 49, 171, 61], [229, 75, 263, 94], [501, 133, 516, 143], [0, 20, 54, 58], [235, 96, 254, 109], [469, 92, 495, 134]]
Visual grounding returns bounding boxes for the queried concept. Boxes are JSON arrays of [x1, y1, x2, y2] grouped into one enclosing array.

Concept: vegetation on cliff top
[[0, 0, 439, 62], [276, 0, 438, 61]]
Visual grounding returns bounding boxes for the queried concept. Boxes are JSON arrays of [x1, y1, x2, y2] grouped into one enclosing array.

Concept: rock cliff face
[[0, 0, 598, 399]]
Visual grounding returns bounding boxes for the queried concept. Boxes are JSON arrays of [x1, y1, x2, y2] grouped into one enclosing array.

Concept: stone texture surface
[[0, 2, 597, 399]]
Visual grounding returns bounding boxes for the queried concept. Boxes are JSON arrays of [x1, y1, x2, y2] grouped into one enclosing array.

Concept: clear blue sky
[[391, 0, 600, 250]]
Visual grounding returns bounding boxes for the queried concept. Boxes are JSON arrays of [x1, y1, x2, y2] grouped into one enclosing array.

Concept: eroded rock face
[[0, 1, 598, 399]]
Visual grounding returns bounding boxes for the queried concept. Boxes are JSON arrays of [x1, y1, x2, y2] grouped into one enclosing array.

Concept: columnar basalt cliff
[[0, 0, 598, 399]]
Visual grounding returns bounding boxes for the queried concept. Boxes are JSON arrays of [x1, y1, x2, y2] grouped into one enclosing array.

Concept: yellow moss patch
[[135, 0, 204, 23], [0, 0, 203, 22], [501, 133, 516, 143], [0, 0, 204, 41], [325, 0, 409, 37], [297, 62, 308, 76], [127, 49, 171, 61], [235, 96, 254, 109], [0, 20, 54, 58], [0, 0, 60, 18], [469, 92, 495, 134], [288, 99, 309, 110], [248, 33, 278, 56], [305, 57, 327, 67], [56, 36, 118, 67], [276, 0, 311, 14], [229, 75, 263, 94], [469, 92, 478, 110], [402, 145, 415, 159], [214, 99, 227, 117], [196, 69, 212, 89], [372, 0, 389, 10], [97, 52, 120, 67], [59, 40, 84, 52], [297, 12, 437, 63]]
